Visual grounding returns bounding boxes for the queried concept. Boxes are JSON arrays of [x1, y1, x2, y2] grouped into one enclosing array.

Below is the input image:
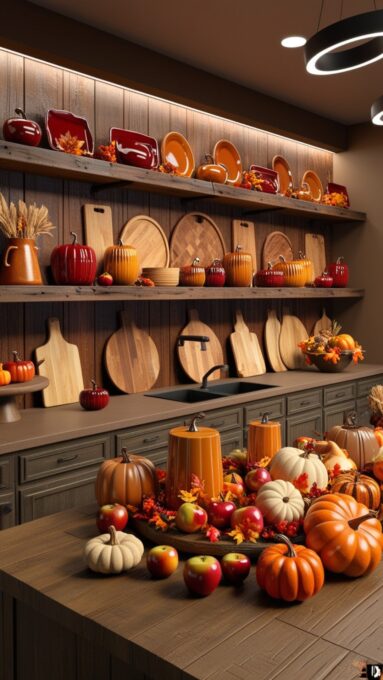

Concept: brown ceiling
[[29, 0, 383, 125]]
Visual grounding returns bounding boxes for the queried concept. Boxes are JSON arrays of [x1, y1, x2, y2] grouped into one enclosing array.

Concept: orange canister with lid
[[247, 413, 282, 463]]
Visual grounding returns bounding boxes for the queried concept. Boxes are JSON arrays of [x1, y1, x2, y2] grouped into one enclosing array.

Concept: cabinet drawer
[[145, 447, 168, 469], [245, 397, 285, 423], [201, 408, 242, 433], [19, 435, 111, 483], [0, 456, 14, 491], [324, 382, 356, 406], [116, 419, 182, 455], [287, 390, 322, 415], [221, 431, 243, 455], [286, 409, 323, 445], [324, 401, 355, 434], [357, 375, 383, 398], [0, 491, 15, 530]]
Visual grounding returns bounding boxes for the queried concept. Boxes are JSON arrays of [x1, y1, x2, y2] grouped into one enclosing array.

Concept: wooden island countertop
[[0, 505, 382, 680]]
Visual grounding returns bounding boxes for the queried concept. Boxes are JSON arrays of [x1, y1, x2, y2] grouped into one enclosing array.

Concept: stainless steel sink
[[145, 381, 275, 402]]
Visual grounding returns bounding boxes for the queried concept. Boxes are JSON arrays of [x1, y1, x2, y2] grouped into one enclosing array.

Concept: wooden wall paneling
[[267, 134, 298, 188], [0, 302, 25, 408], [122, 91, 150, 228], [247, 126, 268, 168], [24, 58, 64, 145], [207, 108, 225, 157], [63, 71, 95, 133], [0, 49, 24, 125], [186, 109, 211, 169], [24, 301, 64, 407], [148, 98, 171, 242], [94, 301, 124, 393], [64, 302, 95, 390], [149, 300, 171, 388], [222, 117, 246, 173], [94, 81, 124, 148]]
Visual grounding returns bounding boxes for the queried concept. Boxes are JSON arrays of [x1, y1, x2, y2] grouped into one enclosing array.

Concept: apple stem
[[15, 107, 27, 119], [273, 533, 296, 557], [108, 525, 119, 545]]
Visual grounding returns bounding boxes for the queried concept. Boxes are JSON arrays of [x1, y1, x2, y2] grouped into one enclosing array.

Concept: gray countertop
[[1, 363, 382, 455]]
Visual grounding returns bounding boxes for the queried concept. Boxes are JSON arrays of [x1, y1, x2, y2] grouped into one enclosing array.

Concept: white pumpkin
[[84, 526, 144, 574], [270, 446, 328, 490], [255, 480, 305, 524]]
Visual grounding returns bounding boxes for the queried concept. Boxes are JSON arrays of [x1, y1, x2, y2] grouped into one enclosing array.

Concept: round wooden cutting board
[[169, 212, 226, 267], [119, 215, 170, 270], [262, 231, 293, 268]]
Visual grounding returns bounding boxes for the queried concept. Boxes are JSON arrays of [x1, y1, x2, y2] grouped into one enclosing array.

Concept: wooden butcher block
[[279, 310, 308, 370], [264, 309, 287, 372], [105, 310, 160, 393], [170, 213, 226, 267], [35, 317, 84, 407], [177, 309, 224, 383], [232, 220, 257, 271], [83, 204, 114, 274], [230, 310, 266, 377], [305, 233, 326, 280]]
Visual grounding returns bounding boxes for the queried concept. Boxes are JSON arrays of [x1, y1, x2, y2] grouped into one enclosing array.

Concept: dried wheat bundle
[[0, 193, 55, 239], [368, 385, 383, 416]]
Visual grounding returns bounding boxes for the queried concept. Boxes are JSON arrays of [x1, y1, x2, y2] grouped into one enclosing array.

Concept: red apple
[[97, 272, 113, 286], [221, 552, 251, 584], [245, 468, 271, 493], [175, 502, 207, 533], [183, 555, 222, 596], [230, 506, 264, 534], [207, 499, 236, 529], [146, 545, 179, 579], [96, 503, 128, 532], [3, 108, 42, 146]]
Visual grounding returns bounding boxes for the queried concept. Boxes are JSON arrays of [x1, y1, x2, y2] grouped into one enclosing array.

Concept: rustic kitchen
[[0, 1, 383, 679]]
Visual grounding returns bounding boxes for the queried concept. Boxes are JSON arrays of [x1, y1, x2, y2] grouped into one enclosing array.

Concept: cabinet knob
[[57, 454, 79, 463], [143, 435, 160, 444]]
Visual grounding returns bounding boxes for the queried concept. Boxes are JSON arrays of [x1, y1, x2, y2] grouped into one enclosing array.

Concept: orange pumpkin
[[256, 534, 325, 601], [103, 240, 139, 285], [272, 256, 307, 287], [331, 471, 381, 510], [374, 428, 383, 448], [372, 447, 383, 482], [304, 493, 383, 577], [3, 350, 35, 383], [329, 333, 355, 350], [179, 257, 206, 287], [0, 363, 11, 386], [326, 412, 379, 469], [223, 245, 253, 286], [95, 449, 158, 508]]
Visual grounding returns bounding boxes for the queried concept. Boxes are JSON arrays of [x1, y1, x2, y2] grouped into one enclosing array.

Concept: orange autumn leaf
[[227, 526, 245, 545], [191, 474, 205, 490], [257, 456, 271, 468], [292, 472, 310, 494], [55, 130, 86, 156], [178, 490, 198, 503]]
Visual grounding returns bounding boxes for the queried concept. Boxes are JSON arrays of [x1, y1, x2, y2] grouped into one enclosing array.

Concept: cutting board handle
[[188, 308, 200, 322], [233, 309, 247, 331], [47, 317, 62, 338]]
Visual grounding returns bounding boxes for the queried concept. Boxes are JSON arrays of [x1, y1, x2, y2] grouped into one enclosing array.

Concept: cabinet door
[[19, 469, 98, 523], [0, 492, 15, 530], [356, 396, 372, 426], [221, 431, 243, 456], [286, 410, 323, 445], [324, 401, 356, 434]]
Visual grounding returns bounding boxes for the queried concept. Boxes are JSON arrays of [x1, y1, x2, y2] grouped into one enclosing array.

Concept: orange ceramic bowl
[[196, 163, 228, 184]]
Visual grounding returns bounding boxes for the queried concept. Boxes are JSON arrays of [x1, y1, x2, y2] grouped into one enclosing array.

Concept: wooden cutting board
[[264, 309, 287, 372], [170, 213, 226, 267], [105, 311, 160, 393], [312, 308, 332, 336], [177, 309, 224, 382], [119, 215, 170, 271], [262, 231, 293, 268], [83, 204, 114, 274], [35, 318, 84, 407], [279, 311, 308, 370], [305, 233, 326, 279], [230, 310, 266, 377], [232, 220, 257, 271]]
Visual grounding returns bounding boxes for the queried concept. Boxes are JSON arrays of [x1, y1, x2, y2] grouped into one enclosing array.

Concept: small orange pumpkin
[[331, 471, 381, 510], [256, 534, 325, 602], [179, 257, 206, 286], [374, 427, 383, 448], [95, 449, 157, 508], [0, 363, 11, 386], [372, 447, 383, 481]]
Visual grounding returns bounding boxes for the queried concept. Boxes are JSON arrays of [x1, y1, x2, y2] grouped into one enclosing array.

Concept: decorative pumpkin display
[[103, 240, 139, 285], [270, 446, 329, 490], [223, 245, 253, 287], [256, 534, 325, 602], [0, 364, 11, 386], [247, 413, 282, 463], [272, 255, 307, 287], [3, 350, 35, 383], [304, 493, 383, 577], [95, 448, 158, 508], [179, 257, 206, 286], [255, 479, 305, 524], [79, 379, 109, 411], [326, 412, 379, 469], [254, 262, 285, 287], [50, 232, 97, 285], [166, 414, 223, 509], [314, 440, 357, 473], [372, 447, 383, 482], [84, 525, 144, 574], [331, 471, 381, 510]]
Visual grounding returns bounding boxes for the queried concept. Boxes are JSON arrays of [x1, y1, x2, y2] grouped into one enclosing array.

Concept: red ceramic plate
[[46, 109, 94, 154], [249, 165, 278, 194], [327, 182, 350, 207], [110, 128, 159, 170]]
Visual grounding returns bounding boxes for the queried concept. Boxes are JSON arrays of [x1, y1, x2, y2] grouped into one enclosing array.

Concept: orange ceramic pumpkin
[[179, 257, 206, 286], [256, 534, 325, 601], [272, 256, 307, 287], [372, 447, 383, 481], [223, 245, 253, 286], [331, 471, 381, 510], [326, 412, 379, 469], [374, 428, 383, 448], [103, 240, 139, 285], [95, 449, 157, 507], [304, 493, 383, 577], [247, 413, 282, 463], [3, 350, 35, 383], [0, 364, 11, 386]]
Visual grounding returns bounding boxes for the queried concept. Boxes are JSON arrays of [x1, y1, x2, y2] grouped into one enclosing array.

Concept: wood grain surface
[[177, 308, 224, 382], [119, 214, 170, 270], [262, 230, 294, 268], [169, 212, 226, 267], [279, 310, 308, 370], [305, 233, 327, 279], [105, 310, 160, 393], [264, 309, 287, 372], [35, 318, 84, 406], [230, 310, 266, 377], [313, 308, 332, 335], [232, 219, 257, 271], [83, 204, 114, 274]]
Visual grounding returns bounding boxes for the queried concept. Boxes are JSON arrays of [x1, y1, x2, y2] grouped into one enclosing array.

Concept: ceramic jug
[[0, 238, 43, 284]]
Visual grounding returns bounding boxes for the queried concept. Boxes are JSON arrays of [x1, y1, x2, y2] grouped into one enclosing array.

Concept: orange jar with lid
[[166, 414, 223, 509], [247, 413, 282, 463], [272, 255, 306, 287], [103, 240, 139, 285], [223, 245, 253, 286]]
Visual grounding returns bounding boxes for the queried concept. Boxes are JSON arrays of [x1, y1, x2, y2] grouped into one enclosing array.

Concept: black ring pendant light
[[305, 9, 383, 75], [371, 94, 383, 124]]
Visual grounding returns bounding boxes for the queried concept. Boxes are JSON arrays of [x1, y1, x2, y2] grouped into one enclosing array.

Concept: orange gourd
[[331, 471, 381, 510], [166, 414, 223, 509], [326, 412, 379, 469], [95, 449, 157, 507], [0, 363, 11, 386], [247, 413, 282, 463], [103, 240, 139, 285], [223, 245, 253, 286], [256, 534, 325, 601], [272, 255, 307, 287], [179, 257, 206, 286], [304, 493, 383, 577]]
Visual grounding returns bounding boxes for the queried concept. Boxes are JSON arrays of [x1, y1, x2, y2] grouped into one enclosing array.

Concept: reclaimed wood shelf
[[0, 141, 366, 223], [0, 285, 365, 303]]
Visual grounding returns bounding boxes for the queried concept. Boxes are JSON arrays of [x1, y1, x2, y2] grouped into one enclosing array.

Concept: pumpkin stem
[[344, 410, 358, 429], [11, 350, 21, 361], [15, 108, 27, 119], [235, 244, 243, 253], [273, 533, 296, 557], [188, 412, 205, 432], [108, 525, 119, 545], [121, 447, 134, 463], [348, 512, 376, 530], [70, 231, 78, 245], [91, 378, 97, 389]]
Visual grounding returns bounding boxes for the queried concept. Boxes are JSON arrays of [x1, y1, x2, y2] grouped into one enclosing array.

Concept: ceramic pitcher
[[0, 238, 43, 284]]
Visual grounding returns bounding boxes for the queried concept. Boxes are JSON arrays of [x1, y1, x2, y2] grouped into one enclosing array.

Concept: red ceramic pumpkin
[[3, 350, 35, 382], [50, 232, 97, 285], [79, 380, 109, 411]]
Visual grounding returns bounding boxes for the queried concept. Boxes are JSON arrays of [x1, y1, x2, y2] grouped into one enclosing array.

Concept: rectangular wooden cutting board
[[232, 220, 257, 272], [83, 204, 114, 274], [230, 310, 266, 377]]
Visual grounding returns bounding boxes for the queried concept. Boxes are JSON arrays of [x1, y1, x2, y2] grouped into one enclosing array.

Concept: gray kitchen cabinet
[[286, 409, 323, 445]]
